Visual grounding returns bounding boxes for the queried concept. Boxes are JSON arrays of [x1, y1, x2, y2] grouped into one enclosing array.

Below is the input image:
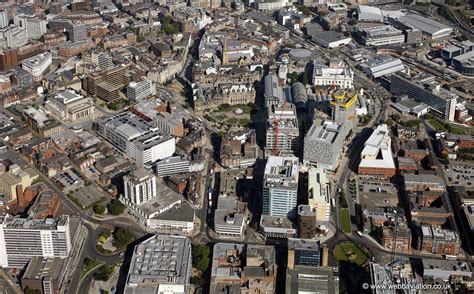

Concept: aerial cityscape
[[0, 0, 472, 293]]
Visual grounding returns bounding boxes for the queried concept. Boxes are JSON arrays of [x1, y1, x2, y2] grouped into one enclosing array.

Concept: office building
[[304, 120, 344, 171], [96, 52, 114, 69], [21, 257, 68, 294], [13, 14, 47, 40], [330, 90, 357, 137], [390, 74, 457, 121], [45, 89, 95, 122], [0, 49, 19, 71], [312, 60, 353, 89], [262, 156, 299, 220], [286, 266, 339, 294], [359, 25, 405, 47], [48, 20, 87, 43], [358, 124, 396, 179], [0, 10, 8, 29], [127, 80, 155, 102], [264, 74, 285, 107], [129, 130, 175, 167], [360, 55, 405, 78], [260, 215, 297, 239], [311, 31, 352, 49], [214, 194, 248, 239], [123, 168, 157, 206], [98, 112, 149, 150], [0, 215, 71, 268], [308, 167, 331, 229], [0, 26, 28, 49], [210, 243, 277, 293], [155, 156, 191, 177], [125, 235, 192, 294], [98, 112, 175, 166], [266, 103, 300, 156], [298, 205, 317, 239], [21, 52, 52, 81], [287, 238, 321, 268], [416, 225, 460, 256], [0, 164, 38, 206]]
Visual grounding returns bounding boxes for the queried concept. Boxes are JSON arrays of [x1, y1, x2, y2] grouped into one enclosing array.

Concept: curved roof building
[[398, 14, 452, 39], [292, 82, 308, 106]]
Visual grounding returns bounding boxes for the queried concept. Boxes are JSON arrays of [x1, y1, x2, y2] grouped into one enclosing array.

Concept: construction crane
[[273, 101, 288, 156], [384, 199, 407, 281]]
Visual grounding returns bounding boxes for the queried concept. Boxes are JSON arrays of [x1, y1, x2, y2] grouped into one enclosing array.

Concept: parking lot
[[446, 161, 474, 187], [53, 168, 84, 192]]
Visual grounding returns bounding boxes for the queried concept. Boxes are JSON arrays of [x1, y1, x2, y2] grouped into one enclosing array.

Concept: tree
[[24, 288, 42, 294], [94, 265, 115, 281], [348, 19, 358, 25], [113, 227, 134, 249], [191, 276, 205, 286], [107, 199, 125, 216], [192, 244, 211, 272], [94, 204, 106, 215]]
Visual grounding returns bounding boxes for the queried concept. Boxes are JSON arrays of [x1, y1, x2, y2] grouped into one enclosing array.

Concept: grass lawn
[[448, 124, 467, 135], [341, 208, 351, 233], [82, 258, 102, 278], [428, 119, 448, 132], [333, 242, 370, 266]]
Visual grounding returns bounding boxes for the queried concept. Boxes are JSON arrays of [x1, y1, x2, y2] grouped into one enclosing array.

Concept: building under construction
[[330, 89, 358, 138], [266, 103, 300, 156]]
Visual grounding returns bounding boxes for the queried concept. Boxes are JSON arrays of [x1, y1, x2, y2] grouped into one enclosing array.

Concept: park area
[[341, 208, 351, 234], [203, 103, 255, 131], [333, 242, 370, 266]]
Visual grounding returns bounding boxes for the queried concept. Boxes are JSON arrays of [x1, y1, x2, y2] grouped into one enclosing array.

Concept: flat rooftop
[[264, 156, 299, 188], [126, 235, 191, 289]]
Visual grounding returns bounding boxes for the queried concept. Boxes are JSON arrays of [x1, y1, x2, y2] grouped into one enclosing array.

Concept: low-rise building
[[416, 225, 460, 256], [210, 243, 277, 294], [312, 60, 353, 89], [45, 89, 95, 122], [358, 124, 396, 179], [21, 52, 52, 81], [125, 235, 192, 294], [359, 25, 405, 47]]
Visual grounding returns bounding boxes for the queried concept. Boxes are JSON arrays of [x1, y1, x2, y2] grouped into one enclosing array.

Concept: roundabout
[[333, 241, 370, 266]]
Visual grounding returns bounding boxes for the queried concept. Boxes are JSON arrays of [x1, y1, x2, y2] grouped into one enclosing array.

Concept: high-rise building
[[262, 156, 299, 220], [0, 215, 71, 268], [303, 120, 344, 171], [266, 103, 300, 156], [390, 74, 457, 121], [13, 14, 47, 40], [0, 10, 9, 29], [125, 234, 192, 294], [330, 90, 357, 138], [127, 80, 155, 102], [123, 168, 157, 205], [96, 52, 114, 69]]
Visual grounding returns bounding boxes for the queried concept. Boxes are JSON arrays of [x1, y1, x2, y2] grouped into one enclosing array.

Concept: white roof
[[357, 5, 383, 21], [359, 124, 395, 169]]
